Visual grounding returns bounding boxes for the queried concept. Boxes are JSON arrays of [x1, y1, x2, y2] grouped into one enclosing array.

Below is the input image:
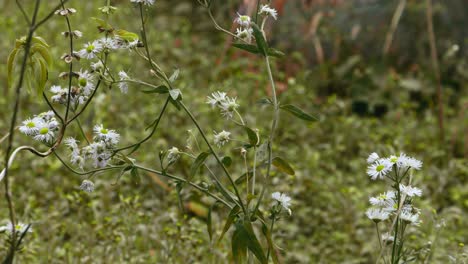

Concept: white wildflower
[[213, 130, 231, 147], [399, 184, 422, 197], [220, 96, 239, 119], [369, 191, 396, 207], [80, 179, 95, 193], [167, 147, 180, 163], [19, 118, 43, 136], [33, 122, 56, 143], [366, 208, 390, 222], [0, 222, 32, 234], [77, 41, 102, 60], [236, 28, 254, 43], [400, 209, 420, 225], [272, 192, 292, 214], [206, 91, 227, 108], [234, 13, 251, 27], [367, 152, 379, 164], [118, 71, 130, 94], [381, 232, 394, 244], [77, 69, 96, 96], [93, 124, 120, 147], [259, 4, 278, 20], [367, 159, 392, 180]]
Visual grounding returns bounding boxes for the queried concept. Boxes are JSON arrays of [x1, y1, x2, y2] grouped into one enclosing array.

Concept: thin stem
[[75, 117, 90, 144], [253, 55, 279, 215], [61, 0, 74, 122], [382, 0, 407, 55], [426, 0, 444, 143], [113, 97, 170, 154], [252, 146, 257, 196], [134, 165, 232, 209], [179, 102, 246, 214], [3, 1, 41, 261], [266, 216, 276, 261], [16, 0, 31, 25]]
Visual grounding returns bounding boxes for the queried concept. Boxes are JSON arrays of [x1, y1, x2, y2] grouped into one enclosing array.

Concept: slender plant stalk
[[382, 0, 407, 55], [425, 0, 444, 144], [2, 1, 42, 261]]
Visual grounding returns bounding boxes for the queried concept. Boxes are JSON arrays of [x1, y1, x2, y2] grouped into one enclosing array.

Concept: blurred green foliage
[[0, 0, 467, 263]]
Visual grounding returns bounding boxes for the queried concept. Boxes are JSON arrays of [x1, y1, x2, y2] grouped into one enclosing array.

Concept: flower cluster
[[206, 91, 239, 119], [19, 111, 59, 144], [234, 14, 253, 43], [365, 152, 424, 247], [234, 5, 278, 43], [77, 36, 138, 61], [213, 130, 231, 148], [366, 152, 422, 180], [65, 124, 120, 169], [51, 69, 97, 107]]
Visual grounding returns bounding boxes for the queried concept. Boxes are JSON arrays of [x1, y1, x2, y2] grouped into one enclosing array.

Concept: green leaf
[[262, 223, 280, 264], [31, 36, 50, 48], [251, 23, 268, 56], [115, 29, 139, 42], [31, 43, 52, 66], [130, 167, 141, 185], [232, 225, 247, 264], [232, 43, 261, 55], [235, 171, 253, 185], [169, 69, 180, 83], [235, 220, 268, 264], [272, 157, 295, 175], [280, 104, 319, 122], [169, 89, 182, 101], [257, 98, 273, 105], [221, 156, 232, 168], [190, 152, 211, 179], [141, 85, 169, 94], [244, 126, 259, 147], [7, 48, 19, 87], [37, 58, 48, 95], [218, 205, 240, 243], [207, 202, 219, 242], [267, 48, 285, 58], [175, 182, 184, 212]]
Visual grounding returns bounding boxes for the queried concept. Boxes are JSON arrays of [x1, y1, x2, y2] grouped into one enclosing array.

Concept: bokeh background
[[0, 0, 467, 263]]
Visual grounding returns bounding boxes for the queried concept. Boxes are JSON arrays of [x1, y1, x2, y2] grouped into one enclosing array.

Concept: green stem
[[113, 97, 170, 154], [266, 216, 276, 261], [75, 117, 90, 144], [135, 165, 232, 208], [253, 55, 279, 216], [3, 2, 41, 261], [179, 102, 246, 214]]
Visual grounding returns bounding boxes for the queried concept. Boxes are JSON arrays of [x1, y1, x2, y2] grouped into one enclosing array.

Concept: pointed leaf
[[7, 48, 19, 88], [272, 157, 295, 175], [141, 85, 168, 94], [280, 104, 319, 122], [236, 220, 268, 264], [267, 48, 285, 58], [169, 69, 180, 83], [244, 126, 259, 147], [190, 152, 211, 179], [218, 205, 240, 243], [251, 23, 268, 56], [232, 226, 247, 264], [232, 43, 260, 55], [262, 223, 280, 264]]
